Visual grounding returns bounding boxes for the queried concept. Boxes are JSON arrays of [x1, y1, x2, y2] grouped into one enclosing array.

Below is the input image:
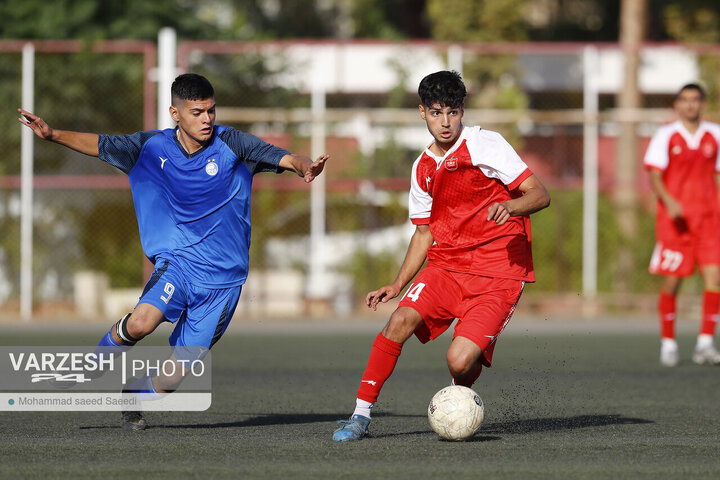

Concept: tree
[[660, 1, 720, 110], [350, 0, 429, 39], [0, 0, 212, 40], [426, 0, 528, 42], [614, 0, 647, 291], [425, 0, 529, 144]]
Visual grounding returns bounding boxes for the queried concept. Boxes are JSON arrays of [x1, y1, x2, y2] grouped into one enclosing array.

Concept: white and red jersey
[[644, 120, 720, 219], [409, 125, 534, 281]]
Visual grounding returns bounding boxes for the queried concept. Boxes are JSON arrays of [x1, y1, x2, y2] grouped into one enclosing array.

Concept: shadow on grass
[[372, 414, 652, 441], [79, 412, 422, 430], [80, 413, 651, 436], [482, 414, 653, 434]]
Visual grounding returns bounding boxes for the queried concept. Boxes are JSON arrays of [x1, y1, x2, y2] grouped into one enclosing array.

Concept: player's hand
[[303, 154, 329, 183], [665, 197, 683, 220], [366, 284, 401, 311], [17, 109, 54, 141], [487, 202, 511, 225]]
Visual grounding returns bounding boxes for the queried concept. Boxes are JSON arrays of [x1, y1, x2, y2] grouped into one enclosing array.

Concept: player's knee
[[383, 308, 422, 341], [124, 313, 157, 341], [446, 351, 475, 378]]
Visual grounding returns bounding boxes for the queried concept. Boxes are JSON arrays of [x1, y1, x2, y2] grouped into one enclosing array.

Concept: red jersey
[[409, 126, 534, 282], [644, 120, 720, 221]]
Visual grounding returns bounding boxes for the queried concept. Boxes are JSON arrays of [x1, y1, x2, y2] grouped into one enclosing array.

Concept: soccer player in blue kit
[[18, 73, 328, 430]]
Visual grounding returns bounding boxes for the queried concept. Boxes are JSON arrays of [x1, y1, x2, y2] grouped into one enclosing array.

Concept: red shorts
[[398, 266, 525, 367], [650, 213, 720, 277]]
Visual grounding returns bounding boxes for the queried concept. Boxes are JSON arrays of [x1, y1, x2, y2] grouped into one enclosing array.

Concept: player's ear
[[169, 105, 179, 123], [419, 105, 426, 120]]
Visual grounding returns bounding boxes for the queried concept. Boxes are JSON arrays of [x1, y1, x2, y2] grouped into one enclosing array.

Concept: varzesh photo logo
[[0, 346, 212, 411]]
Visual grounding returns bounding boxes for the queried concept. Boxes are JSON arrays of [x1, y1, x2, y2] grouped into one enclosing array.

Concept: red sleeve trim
[[645, 165, 664, 172], [507, 168, 533, 191], [411, 217, 430, 225]]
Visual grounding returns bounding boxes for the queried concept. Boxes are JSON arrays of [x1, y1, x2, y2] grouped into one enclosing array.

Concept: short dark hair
[[676, 83, 706, 101], [418, 70, 466, 109], [171, 73, 214, 105]]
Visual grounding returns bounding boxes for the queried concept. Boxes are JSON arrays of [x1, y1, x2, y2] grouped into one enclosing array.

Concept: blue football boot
[[332, 414, 370, 442]]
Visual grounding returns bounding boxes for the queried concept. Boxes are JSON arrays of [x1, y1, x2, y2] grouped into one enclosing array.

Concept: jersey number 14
[[402, 282, 426, 302]]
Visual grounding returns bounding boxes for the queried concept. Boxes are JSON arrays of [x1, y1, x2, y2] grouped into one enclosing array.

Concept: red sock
[[356, 333, 403, 403], [659, 291, 676, 339], [700, 290, 720, 336]]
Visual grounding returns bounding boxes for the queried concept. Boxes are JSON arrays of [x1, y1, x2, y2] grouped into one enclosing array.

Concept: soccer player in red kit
[[333, 71, 550, 442], [644, 83, 720, 367]]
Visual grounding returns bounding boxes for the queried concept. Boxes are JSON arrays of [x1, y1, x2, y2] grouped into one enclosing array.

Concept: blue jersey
[[97, 125, 289, 288]]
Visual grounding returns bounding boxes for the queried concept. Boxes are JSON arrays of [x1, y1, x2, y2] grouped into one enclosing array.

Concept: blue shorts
[[137, 259, 242, 350]]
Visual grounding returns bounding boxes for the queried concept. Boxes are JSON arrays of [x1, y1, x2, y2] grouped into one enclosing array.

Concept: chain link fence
[[2, 40, 719, 320]]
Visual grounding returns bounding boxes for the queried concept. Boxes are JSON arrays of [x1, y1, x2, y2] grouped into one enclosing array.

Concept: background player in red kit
[[333, 70, 551, 442], [644, 83, 720, 367]]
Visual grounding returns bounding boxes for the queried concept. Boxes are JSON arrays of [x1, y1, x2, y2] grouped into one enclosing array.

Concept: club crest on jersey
[[702, 142, 715, 158], [445, 157, 458, 171], [205, 159, 218, 176], [671, 145, 682, 156]]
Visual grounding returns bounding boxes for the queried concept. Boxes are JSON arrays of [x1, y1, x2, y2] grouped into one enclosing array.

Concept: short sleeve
[[408, 157, 433, 224], [218, 127, 290, 175], [467, 128, 530, 186], [706, 123, 720, 172], [644, 125, 672, 171], [98, 131, 161, 174]]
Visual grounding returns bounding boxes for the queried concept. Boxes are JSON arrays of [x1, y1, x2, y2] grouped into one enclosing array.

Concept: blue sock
[[98, 329, 120, 347], [96, 328, 133, 355], [125, 374, 155, 393], [124, 375, 164, 401], [87, 329, 132, 380]]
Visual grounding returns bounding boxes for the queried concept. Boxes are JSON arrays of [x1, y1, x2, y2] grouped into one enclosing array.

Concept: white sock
[[661, 338, 678, 351], [696, 334, 714, 350], [352, 398, 374, 419]]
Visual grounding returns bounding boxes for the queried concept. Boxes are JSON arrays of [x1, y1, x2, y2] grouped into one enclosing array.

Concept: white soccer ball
[[427, 385, 484, 441]]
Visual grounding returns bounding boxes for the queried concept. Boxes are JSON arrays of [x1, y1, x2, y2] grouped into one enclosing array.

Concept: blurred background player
[[332, 70, 550, 442], [18, 73, 328, 429], [644, 83, 720, 367]]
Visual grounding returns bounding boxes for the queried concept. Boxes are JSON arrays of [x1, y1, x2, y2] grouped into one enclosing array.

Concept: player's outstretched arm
[[487, 174, 551, 225], [279, 153, 329, 183], [366, 224, 434, 311], [17, 108, 99, 157]]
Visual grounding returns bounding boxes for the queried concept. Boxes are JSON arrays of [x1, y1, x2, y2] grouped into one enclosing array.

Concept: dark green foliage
[[76, 194, 143, 288], [0, 0, 211, 41], [531, 189, 659, 294]]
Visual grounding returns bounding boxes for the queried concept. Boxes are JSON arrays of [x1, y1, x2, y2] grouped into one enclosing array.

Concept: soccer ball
[[427, 385, 484, 441]]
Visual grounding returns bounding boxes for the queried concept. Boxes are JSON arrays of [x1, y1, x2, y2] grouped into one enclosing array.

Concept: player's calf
[[122, 308, 166, 343], [450, 361, 483, 387]]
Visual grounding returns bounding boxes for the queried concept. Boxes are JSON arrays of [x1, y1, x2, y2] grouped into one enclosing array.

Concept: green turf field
[[1, 322, 719, 479]]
